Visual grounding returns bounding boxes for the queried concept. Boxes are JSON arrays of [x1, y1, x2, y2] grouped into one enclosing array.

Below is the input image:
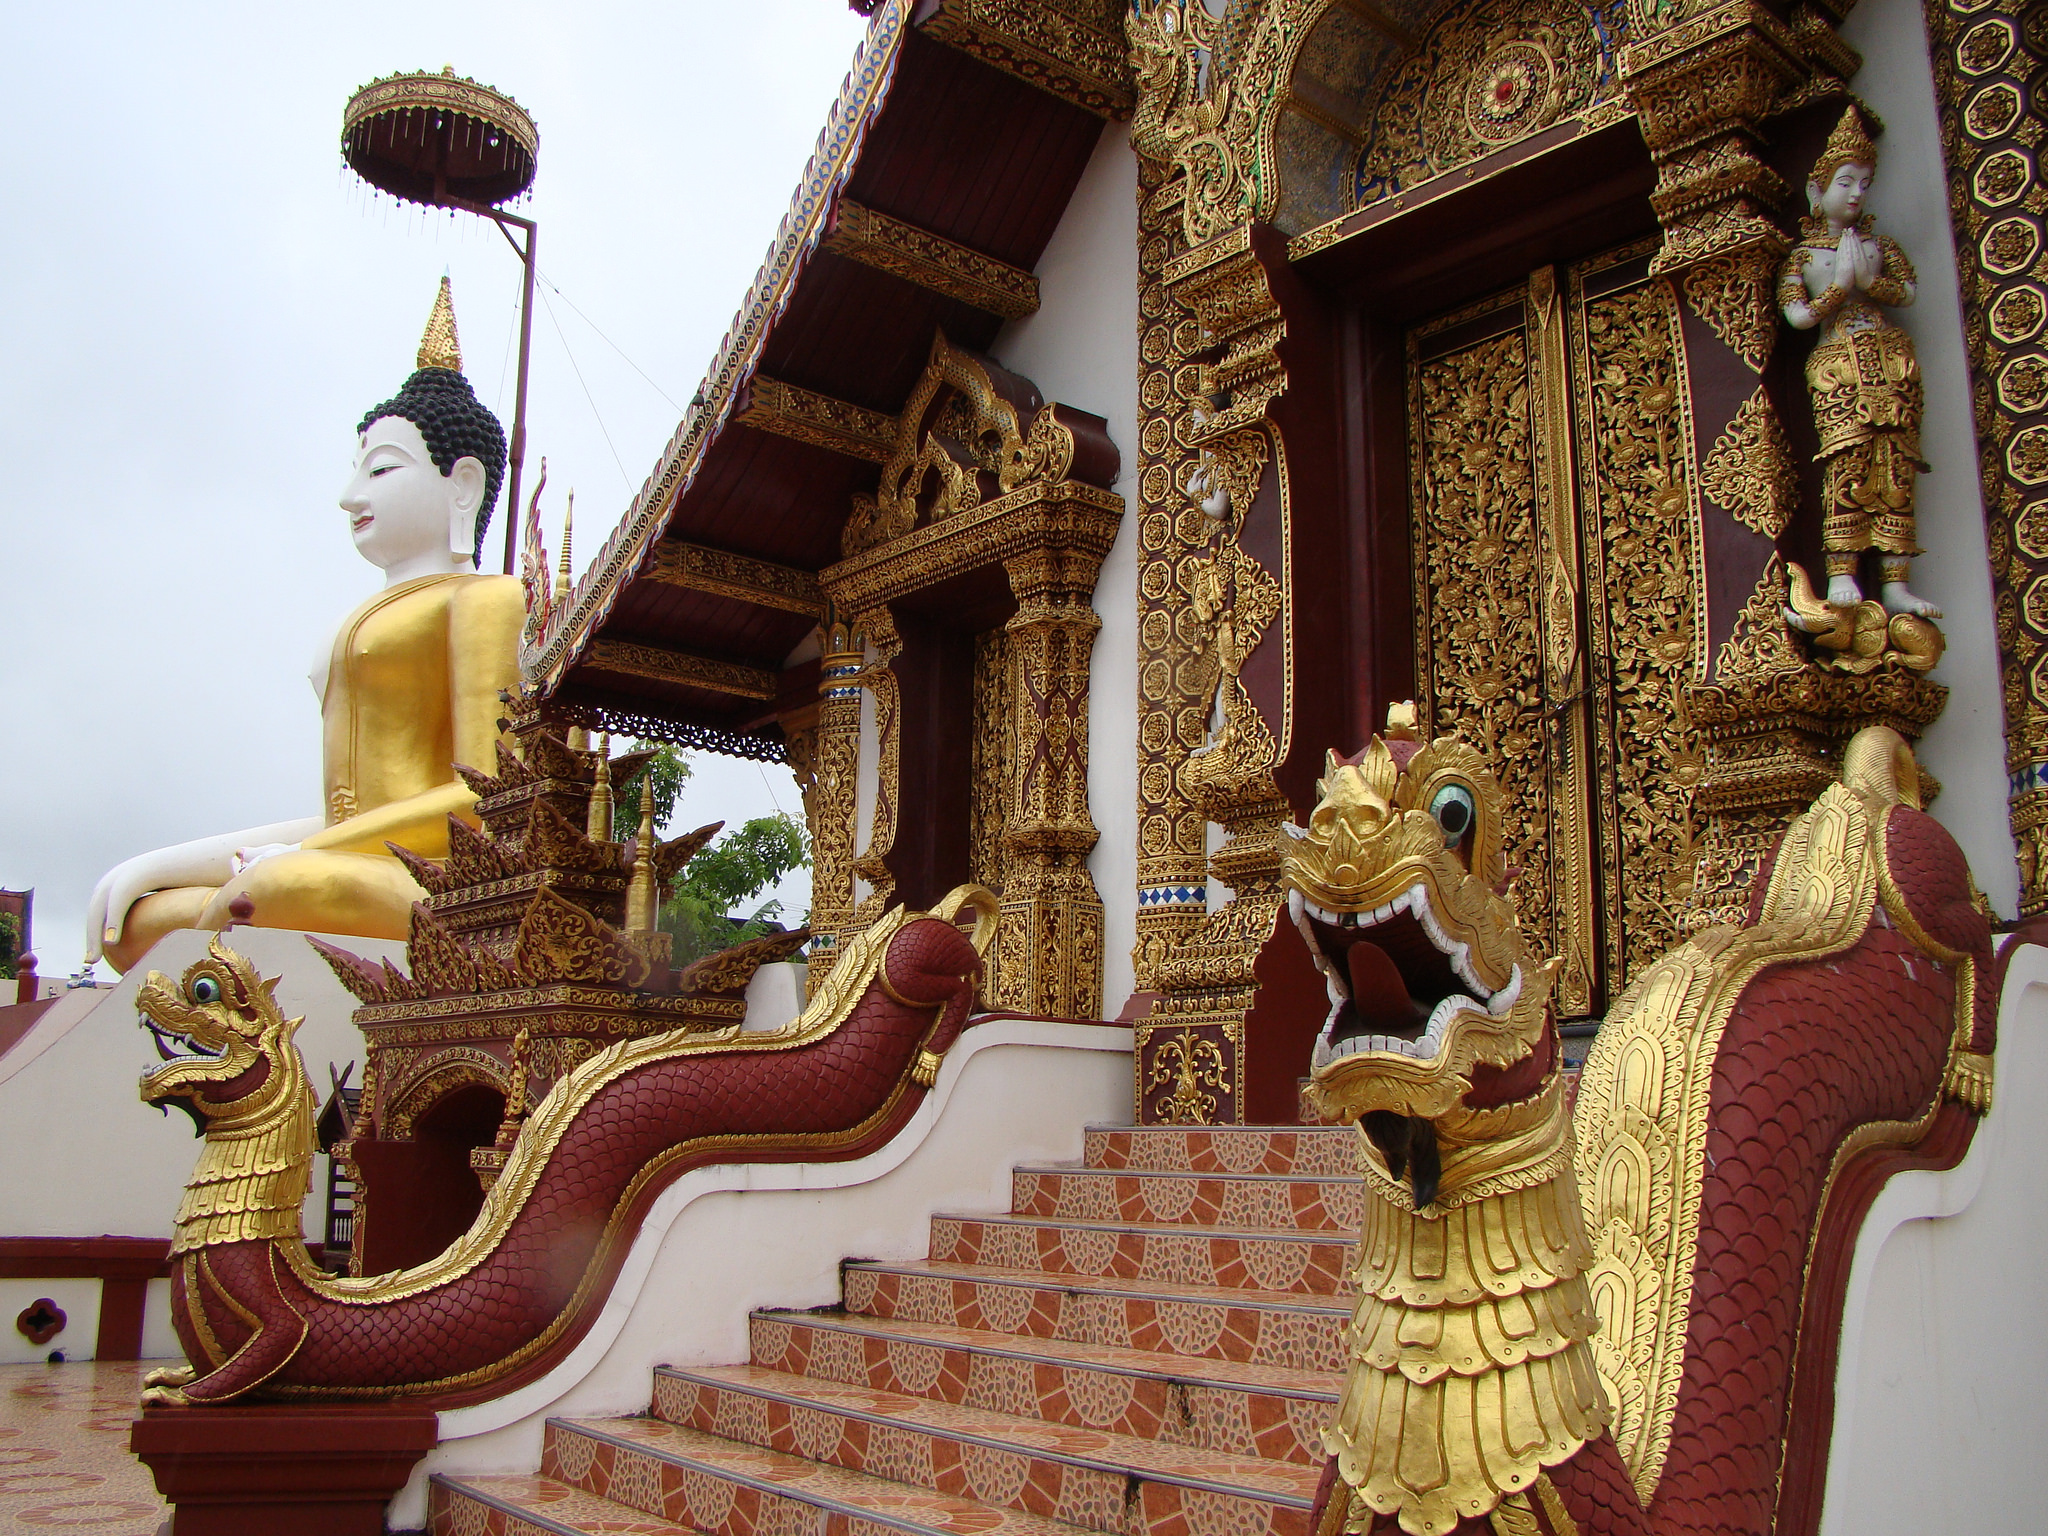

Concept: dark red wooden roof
[[529, 14, 1108, 757]]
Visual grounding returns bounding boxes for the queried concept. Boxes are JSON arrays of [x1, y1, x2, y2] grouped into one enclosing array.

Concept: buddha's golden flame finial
[[1812, 104, 1879, 189], [416, 274, 464, 372]]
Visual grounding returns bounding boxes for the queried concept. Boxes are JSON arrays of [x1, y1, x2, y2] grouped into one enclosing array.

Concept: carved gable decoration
[[841, 333, 1119, 557]]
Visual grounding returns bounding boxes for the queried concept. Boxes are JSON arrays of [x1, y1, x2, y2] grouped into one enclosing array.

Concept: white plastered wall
[[1820, 946, 2048, 1533], [388, 1019, 1132, 1529], [1839, 0, 2019, 916], [0, 925, 399, 1359], [994, 124, 1143, 1019]]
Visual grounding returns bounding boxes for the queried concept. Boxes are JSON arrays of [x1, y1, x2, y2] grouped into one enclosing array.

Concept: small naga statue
[[132, 891, 991, 1406], [1780, 105, 1940, 626], [1288, 706, 1994, 1536]]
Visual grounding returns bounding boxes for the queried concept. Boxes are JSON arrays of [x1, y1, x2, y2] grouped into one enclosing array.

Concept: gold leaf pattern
[[1699, 388, 1797, 538]]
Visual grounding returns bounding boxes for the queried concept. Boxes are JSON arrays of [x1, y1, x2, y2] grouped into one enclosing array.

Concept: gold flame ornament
[[417, 274, 463, 372]]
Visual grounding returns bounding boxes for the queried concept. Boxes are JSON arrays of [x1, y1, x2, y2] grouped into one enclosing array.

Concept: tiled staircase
[[431, 1125, 1361, 1536]]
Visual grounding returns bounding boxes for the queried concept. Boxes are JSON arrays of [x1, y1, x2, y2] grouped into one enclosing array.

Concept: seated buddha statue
[[87, 280, 524, 973]]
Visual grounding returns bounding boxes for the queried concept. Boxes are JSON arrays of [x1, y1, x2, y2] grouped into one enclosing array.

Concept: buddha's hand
[[83, 817, 324, 959], [84, 850, 197, 962], [231, 843, 301, 875]]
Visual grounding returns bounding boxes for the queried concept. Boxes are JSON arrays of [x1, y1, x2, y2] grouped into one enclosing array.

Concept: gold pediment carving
[[840, 332, 1118, 559]]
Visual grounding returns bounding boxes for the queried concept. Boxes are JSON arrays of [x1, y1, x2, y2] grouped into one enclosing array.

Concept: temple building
[[2, 2, 2044, 1533]]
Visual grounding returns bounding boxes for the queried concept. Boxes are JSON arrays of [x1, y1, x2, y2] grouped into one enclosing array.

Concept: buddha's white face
[[339, 415, 482, 577], [1813, 162, 1873, 227]]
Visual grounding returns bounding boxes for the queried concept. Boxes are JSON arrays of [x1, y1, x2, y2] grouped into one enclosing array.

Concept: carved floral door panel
[[1408, 241, 1704, 1019]]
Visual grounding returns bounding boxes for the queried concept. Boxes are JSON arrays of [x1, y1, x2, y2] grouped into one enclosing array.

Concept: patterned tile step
[[1080, 1128, 1355, 1179], [539, 1416, 1103, 1536], [928, 1217, 1350, 1295], [742, 1312, 1337, 1464], [431, 1472, 695, 1535], [1010, 1168, 1363, 1233], [840, 1262, 1348, 1373], [652, 1364, 1321, 1527]]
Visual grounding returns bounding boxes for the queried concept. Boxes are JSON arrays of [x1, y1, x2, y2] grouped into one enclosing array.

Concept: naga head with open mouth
[[1283, 708, 1559, 1206], [137, 938, 307, 1134]]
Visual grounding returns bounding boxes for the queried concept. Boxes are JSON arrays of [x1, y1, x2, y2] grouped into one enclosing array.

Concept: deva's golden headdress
[[1810, 105, 1879, 191]]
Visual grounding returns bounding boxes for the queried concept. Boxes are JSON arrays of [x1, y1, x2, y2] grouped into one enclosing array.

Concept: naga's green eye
[[1429, 784, 1476, 846], [190, 976, 221, 1005]]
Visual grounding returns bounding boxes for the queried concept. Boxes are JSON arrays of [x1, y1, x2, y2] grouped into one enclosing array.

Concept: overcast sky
[[1, 2, 871, 977]]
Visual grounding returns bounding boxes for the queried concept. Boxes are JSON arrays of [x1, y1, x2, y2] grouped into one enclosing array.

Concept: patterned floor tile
[[732, 1315, 1336, 1464], [433, 1472, 697, 1534], [927, 1218, 1350, 1295], [0, 1361, 168, 1536], [654, 1367, 1322, 1502], [840, 1262, 1349, 1372], [1008, 1171, 1364, 1234], [535, 1420, 1102, 1536], [1078, 1130, 1356, 1179]]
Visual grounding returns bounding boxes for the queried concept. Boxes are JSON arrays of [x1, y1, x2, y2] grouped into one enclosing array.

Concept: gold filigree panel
[[1350, 0, 1628, 219], [1409, 289, 1599, 1015], [970, 627, 1013, 893], [1698, 385, 1795, 538], [1571, 248, 1706, 983], [1409, 246, 1705, 1012]]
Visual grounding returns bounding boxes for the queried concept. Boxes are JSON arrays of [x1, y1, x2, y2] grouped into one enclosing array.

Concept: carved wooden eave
[[584, 641, 778, 701], [519, 0, 1119, 760], [645, 542, 825, 618], [732, 376, 895, 463], [822, 200, 1041, 320], [917, 0, 1135, 119]]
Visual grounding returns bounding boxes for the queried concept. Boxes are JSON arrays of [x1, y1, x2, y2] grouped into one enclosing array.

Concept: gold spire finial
[[1811, 104, 1879, 190], [587, 733, 614, 842], [625, 780, 658, 934], [553, 490, 575, 603], [417, 274, 463, 372]]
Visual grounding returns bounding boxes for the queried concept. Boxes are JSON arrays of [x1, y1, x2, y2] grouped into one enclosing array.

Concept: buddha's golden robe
[[108, 574, 522, 971]]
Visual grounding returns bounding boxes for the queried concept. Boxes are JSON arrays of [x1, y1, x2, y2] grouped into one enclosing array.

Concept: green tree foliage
[[662, 810, 811, 965], [0, 911, 16, 980], [611, 744, 693, 836], [608, 742, 811, 966]]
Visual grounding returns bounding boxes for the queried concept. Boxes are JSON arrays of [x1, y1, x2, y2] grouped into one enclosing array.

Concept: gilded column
[[1619, 0, 1805, 367], [849, 606, 902, 928], [994, 548, 1108, 1019], [804, 613, 867, 997], [1129, 148, 1216, 992]]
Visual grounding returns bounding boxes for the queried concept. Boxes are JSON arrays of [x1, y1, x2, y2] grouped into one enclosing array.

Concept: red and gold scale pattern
[[431, 1127, 1367, 1536]]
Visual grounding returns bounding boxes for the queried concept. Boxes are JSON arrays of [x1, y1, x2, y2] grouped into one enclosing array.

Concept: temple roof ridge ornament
[[519, 1, 915, 690]]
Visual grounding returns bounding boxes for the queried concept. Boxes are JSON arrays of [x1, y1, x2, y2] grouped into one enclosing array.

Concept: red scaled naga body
[[1283, 719, 1994, 1536], [134, 899, 988, 1408]]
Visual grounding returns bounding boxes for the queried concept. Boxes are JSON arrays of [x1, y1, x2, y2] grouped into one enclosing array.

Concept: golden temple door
[[1407, 241, 1706, 1020]]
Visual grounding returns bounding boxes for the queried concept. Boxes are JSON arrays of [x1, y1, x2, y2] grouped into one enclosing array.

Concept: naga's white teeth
[[1288, 888, 1304, 922], [1406, 883, 1494, 1002]]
